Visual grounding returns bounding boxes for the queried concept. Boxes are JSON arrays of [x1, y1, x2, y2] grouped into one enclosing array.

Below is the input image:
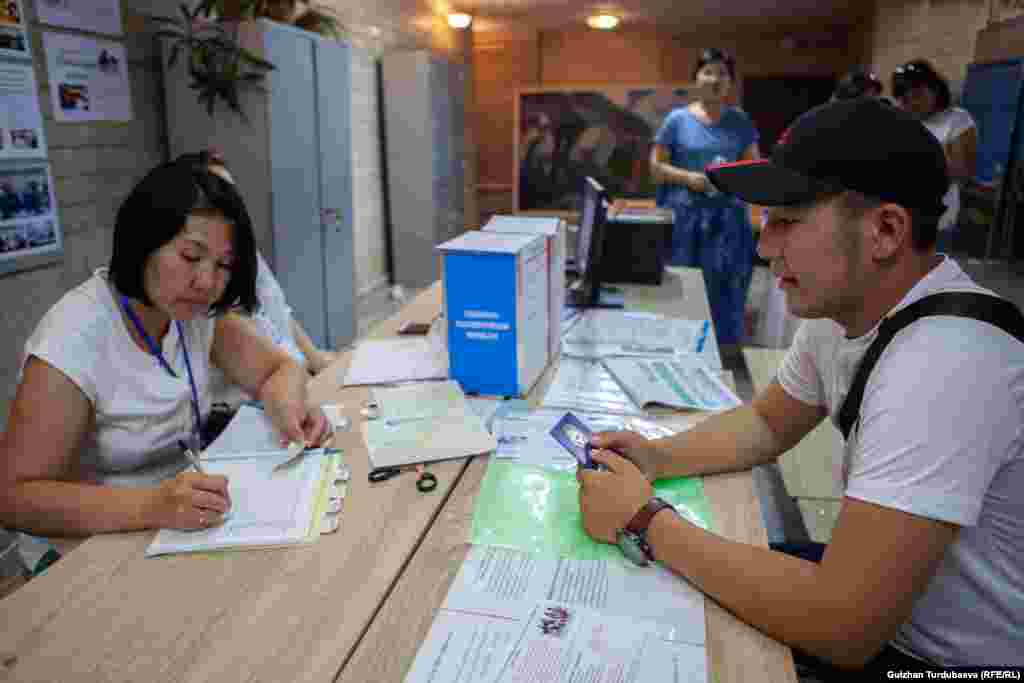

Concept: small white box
[[438, 230, 550, 397], [483, 215, 566, 362]]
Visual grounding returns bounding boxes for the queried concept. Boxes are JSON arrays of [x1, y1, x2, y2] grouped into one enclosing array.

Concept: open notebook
[[145, 406, 345, 557]]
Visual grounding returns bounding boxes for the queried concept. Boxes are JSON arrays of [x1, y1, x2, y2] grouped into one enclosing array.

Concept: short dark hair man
[[578, 98, 1023, 673]]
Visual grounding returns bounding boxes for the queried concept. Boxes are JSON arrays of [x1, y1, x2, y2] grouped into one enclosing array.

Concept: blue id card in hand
[[550, 412, 597, 469]]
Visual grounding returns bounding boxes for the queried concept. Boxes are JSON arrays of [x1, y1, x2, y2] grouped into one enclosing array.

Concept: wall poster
[[34, 0, 122, 36], [516, 85, 693, 212], [43, 31, 132, 122], [0, 162, 63, 275]]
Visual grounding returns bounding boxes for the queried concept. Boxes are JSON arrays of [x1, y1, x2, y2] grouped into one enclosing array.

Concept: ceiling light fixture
[[448, 12, 472, 29], [586, 13, 620, 30]]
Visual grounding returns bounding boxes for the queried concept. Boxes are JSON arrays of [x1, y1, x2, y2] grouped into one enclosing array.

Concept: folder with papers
[[145, 406, 346, 557]]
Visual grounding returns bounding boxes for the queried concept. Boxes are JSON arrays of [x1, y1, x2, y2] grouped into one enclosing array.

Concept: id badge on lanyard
[[120, 296, 203, 451]]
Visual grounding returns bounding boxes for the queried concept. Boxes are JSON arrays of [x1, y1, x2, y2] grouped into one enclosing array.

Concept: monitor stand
[[566, 285, 625, 309]]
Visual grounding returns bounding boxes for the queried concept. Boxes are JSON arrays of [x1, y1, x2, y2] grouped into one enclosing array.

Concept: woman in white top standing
[[892, 59, 978, 254], [0, 155, 329, 537]]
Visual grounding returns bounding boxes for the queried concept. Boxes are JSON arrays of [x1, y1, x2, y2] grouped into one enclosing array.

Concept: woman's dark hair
[[693, 47, 736, 81], [892, 59, 951, 111], [109, 152, 259, 316], [833, 67, 883, 100]]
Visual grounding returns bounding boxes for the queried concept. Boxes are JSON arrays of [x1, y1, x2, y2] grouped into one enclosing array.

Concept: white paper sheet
[[404, 546, 707, 683], [603, 355, 741, 412], [496, 602, 706, 683], [444, 546, 705, 646], [492, 407, 680, 470], [343, 336, 447, 386], [362, 380, 497, 468], [203, 404, 282, 457], [145, 450, 325, 557], [540, 357, 643, 416], [563, 311, 707, 355]]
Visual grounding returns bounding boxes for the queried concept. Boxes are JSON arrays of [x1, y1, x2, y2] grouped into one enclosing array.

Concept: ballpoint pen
[[178, 440, 207, 475]]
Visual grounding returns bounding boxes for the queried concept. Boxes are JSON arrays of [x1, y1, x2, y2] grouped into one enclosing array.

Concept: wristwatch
[[616, 497, 675, 566]]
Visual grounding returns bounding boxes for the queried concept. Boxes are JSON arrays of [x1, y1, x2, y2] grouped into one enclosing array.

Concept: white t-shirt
[[208, 252, 305, 406], [251, 251, 304, 363], [22, 268, 217, 487], [924, 107, 977, 233], [777, 257, 1024, 667]]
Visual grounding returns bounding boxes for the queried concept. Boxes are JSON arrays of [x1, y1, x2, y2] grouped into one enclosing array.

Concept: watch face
[[616, 529, 650, 566]]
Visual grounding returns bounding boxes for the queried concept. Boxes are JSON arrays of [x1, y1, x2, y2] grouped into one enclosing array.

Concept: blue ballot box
[[438, 230, 550, 397], [482, 215, 566, 362]]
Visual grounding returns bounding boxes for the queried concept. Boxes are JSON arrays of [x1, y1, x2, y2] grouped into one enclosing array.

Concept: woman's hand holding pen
[[144, 472, 231, 530]]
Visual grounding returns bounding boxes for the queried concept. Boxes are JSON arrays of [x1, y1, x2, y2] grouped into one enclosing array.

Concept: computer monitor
[[567, 177, 624, 309]]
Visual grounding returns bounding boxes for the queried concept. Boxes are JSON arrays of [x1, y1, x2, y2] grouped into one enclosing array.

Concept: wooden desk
[[0, 286, 462, 683], [339, 268, 796, 683], [0, 268, 795, 683]]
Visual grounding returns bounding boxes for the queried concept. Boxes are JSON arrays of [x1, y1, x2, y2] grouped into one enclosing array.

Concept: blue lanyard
[[120, 295, 203, 449]]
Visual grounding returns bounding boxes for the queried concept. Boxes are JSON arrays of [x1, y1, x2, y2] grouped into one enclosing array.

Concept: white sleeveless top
[[22, 268, 216, 487]]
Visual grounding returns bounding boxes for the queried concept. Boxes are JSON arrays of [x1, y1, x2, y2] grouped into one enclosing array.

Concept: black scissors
[[368, 463, 438, 492]]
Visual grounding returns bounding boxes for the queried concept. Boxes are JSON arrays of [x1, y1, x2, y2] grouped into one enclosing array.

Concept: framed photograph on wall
[[515, 85, 693, 213], [0, 161, 63, 275]]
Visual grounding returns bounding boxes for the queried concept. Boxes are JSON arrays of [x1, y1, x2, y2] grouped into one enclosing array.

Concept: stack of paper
[[404, 546, 707, 683], [362, 380, 497, 468]]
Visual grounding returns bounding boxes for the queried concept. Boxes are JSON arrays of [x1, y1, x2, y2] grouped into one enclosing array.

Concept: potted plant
[[154, 1, 276, 117]]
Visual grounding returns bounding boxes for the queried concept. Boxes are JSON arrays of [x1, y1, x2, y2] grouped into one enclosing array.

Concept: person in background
[[831, 67, 884, 101], [0, 155, 329, 538], [893, 59, 978, 255], [650, 47, 760, 346], [579, 98, 1022, 673], [198, 150, 339, 378]]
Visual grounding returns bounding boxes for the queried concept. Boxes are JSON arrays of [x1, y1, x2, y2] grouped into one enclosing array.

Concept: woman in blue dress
[[651, 48, 760, 346]]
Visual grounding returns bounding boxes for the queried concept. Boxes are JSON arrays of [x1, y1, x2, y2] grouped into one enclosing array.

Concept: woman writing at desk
[[0, 156, 329, 537]]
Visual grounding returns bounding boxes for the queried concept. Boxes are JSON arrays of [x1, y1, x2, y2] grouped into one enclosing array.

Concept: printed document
[[541, 357, 644, 416], [362, 380, 497, 468], [145, 450, 328, 557], [603, 355, 741, 412], [404, 546, 706, 683], [493, 406, 680, 470], [343, 335, 447, 386], [563, 311, 706, 356]]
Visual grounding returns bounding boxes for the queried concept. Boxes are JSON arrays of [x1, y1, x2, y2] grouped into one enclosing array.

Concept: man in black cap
[[578, 98, 1023, 673]]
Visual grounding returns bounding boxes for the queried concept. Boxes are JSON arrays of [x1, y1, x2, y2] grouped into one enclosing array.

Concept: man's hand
[[577, 450, 653, 544], [589, 431, 670, 480]]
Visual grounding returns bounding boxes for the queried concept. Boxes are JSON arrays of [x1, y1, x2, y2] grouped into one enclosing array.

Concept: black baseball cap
[[707, 98, 948, 217]]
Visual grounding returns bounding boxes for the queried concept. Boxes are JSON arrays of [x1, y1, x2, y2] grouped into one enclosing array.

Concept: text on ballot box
[[482, 215, 566, 362], [438, 230, 550, 397]]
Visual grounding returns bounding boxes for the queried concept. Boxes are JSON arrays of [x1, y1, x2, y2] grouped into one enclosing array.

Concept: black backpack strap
[[836, 292, 1024, 441]]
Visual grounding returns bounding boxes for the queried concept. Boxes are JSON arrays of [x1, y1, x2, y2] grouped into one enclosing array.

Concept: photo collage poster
[[0, 0, 66, 274], [0, 162, 61, 269], [1, 0, 47, 159]]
